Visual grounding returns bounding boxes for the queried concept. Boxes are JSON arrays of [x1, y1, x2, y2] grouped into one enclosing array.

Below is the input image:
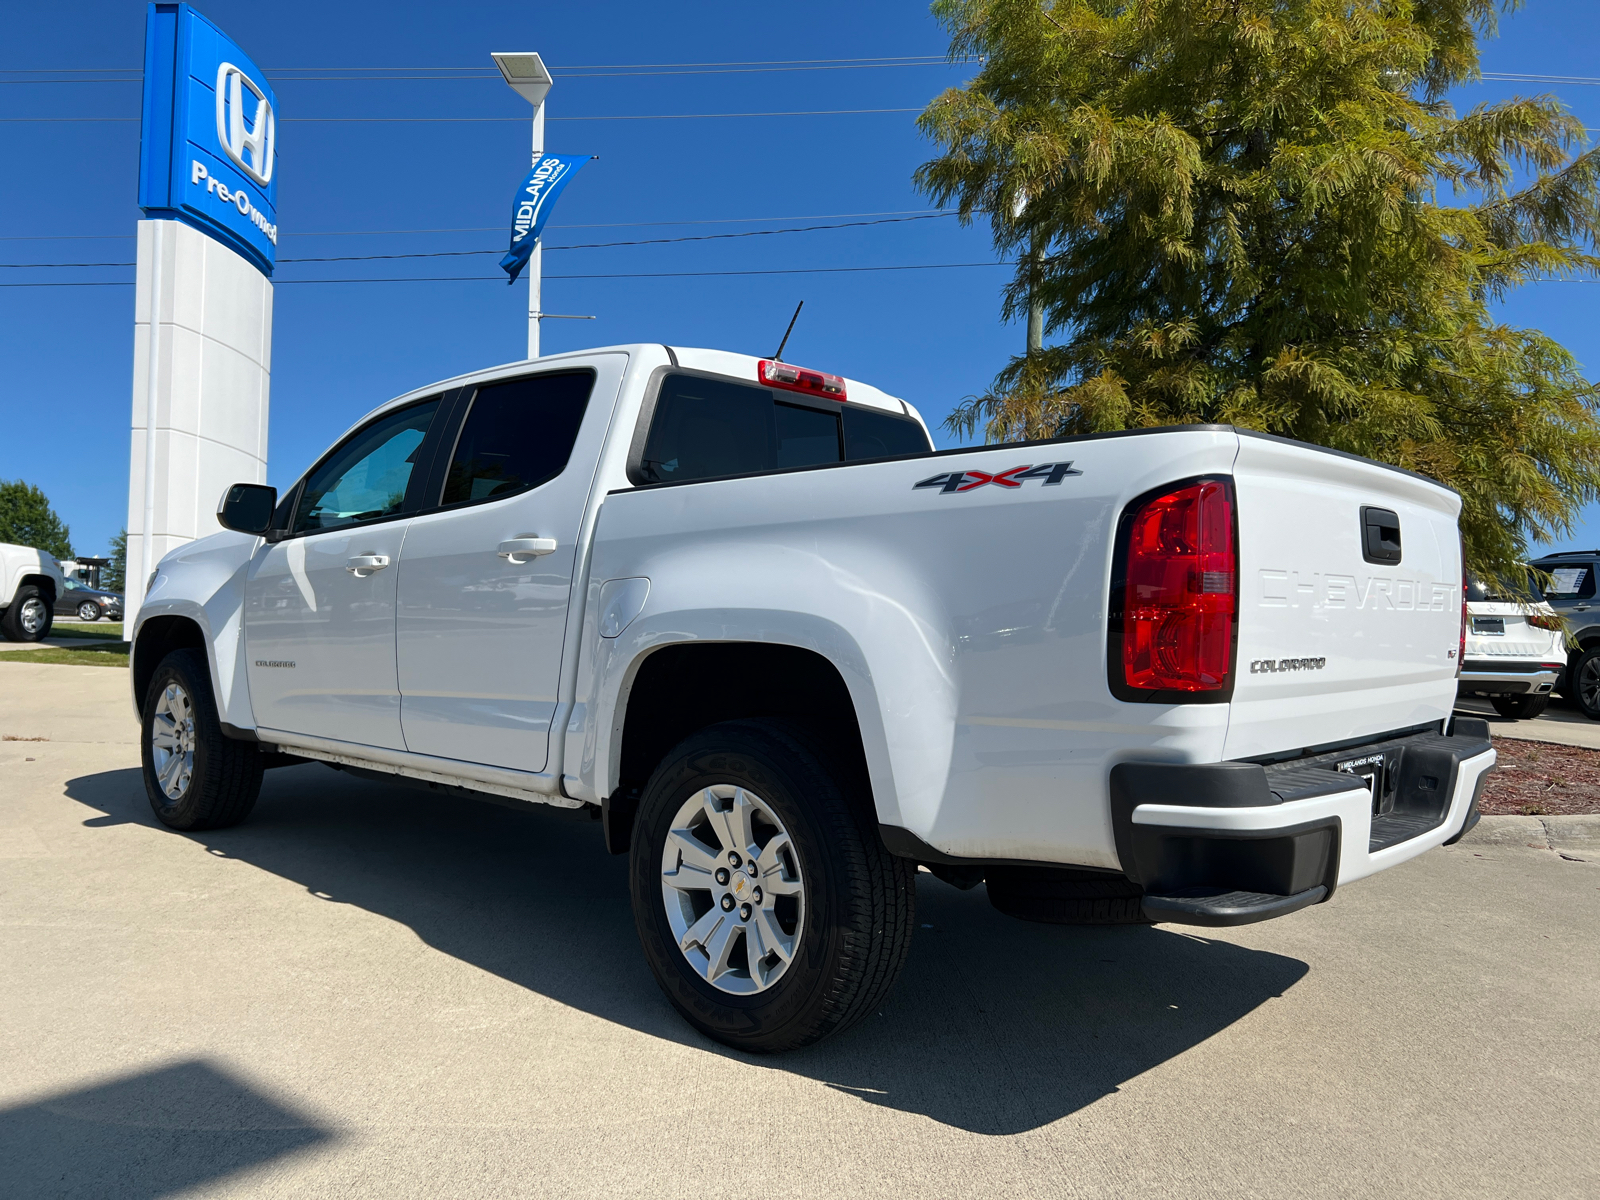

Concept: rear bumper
[[1458, 663, 1558, 696], [1109, 720, 1495, 926]]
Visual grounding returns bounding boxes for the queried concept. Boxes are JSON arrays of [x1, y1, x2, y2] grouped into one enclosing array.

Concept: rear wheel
[[629, 719, 916, 1052], [1490, 693, 1549, 720], [1572, 647, 1600, 721], [986, 866, 1151, 925], [1, 585, 52, 642], [77, 600, 102, 622], [140, 648, 262, 830]]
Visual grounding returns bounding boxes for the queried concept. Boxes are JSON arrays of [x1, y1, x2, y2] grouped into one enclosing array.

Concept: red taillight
[[1115, 478, 1237, 695], [758, 359, 847, 401], [1527, 611, 1565, 631]]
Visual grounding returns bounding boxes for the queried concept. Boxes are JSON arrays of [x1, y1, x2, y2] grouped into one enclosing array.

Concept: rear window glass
[[1543, 565, 1596, 600], [638, 372, 930, 485], [442, 371, 593, 505]]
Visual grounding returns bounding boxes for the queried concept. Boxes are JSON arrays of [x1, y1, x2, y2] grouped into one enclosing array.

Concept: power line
[[0, 261, 1012, 287], [0, 107, 923, 123], [0, 213, 962, 268], [0, 209, 952, 241], [1480, 72, 1600, 86]]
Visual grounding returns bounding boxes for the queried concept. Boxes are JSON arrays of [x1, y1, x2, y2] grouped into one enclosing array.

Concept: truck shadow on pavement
[[69, 763, 1310, 1137], [0, 1058, 332, 1198]]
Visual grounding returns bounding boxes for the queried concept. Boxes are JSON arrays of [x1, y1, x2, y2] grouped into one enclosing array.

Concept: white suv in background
[[1458, 577, 1566, 719]]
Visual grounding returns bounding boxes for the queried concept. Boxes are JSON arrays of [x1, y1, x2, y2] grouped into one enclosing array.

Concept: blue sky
[[2, 0, 1598, 561]]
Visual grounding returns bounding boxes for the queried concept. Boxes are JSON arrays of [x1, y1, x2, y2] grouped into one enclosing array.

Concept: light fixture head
[[491, 52, 553, 107]]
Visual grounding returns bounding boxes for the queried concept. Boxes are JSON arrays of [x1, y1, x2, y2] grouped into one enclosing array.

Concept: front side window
[[441, 371, 593, 505], [638, 373, 930, 485], [293, 399, 440, 535]]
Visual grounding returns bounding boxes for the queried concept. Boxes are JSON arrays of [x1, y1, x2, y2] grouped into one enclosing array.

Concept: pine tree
[[105, 529, 128, 594], [0, 479, 72, 560], [916, 0, 1600, 584]]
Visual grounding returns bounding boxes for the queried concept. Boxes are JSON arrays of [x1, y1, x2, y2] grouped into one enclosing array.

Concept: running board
[[256, 730, 585, 810], [1141, 885, 1327, 927]]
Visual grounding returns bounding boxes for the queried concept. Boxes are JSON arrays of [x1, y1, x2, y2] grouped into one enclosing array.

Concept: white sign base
[[125, 218, 273, 631]]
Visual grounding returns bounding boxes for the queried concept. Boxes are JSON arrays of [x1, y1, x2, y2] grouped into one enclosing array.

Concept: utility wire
[[0, 209, 952, 241], [0, 261, 1012, 287], [0, 213, 960, 268], [0, 107, 923, 123]]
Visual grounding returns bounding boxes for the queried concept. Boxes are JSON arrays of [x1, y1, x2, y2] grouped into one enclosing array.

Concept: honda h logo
[[214, 62, 274, 186]]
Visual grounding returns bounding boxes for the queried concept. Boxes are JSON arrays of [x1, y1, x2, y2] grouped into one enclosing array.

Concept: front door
[[246, 397, 442, 749], [396, 367, 607, 772]]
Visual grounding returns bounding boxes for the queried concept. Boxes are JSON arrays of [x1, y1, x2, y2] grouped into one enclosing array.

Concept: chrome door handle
[[498, 537, 557, 564], [345, 554, 391, 576]]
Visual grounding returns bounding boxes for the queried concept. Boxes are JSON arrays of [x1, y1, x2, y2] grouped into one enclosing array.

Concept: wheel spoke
[[677, 906, 724, 954], [150, 715, 178, 750], [753, 907, 793, 963], [702, 916, 741, 982], [665, 828, 722, 878], [158, 754, 184, 793], [757, 833, 802, 894]]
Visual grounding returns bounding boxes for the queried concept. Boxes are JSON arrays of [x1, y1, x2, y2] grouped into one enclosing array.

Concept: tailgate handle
[[1360, 507, 1402, 565]]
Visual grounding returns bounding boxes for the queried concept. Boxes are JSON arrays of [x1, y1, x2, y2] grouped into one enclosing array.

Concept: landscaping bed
[[1479, 740, 1600, 816]]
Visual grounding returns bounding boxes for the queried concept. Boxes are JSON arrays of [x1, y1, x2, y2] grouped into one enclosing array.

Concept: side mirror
[[217, 483, 278, 536]]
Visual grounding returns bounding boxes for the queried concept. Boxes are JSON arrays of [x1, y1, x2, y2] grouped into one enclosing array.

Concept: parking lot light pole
[[491, 52, 553, 360]]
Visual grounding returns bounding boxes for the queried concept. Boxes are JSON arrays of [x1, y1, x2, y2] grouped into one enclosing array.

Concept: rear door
[[394, 357, 624, 772], [1223, 434, 1463, 760]]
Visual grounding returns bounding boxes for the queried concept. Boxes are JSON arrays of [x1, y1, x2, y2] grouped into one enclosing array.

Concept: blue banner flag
[[500, 154, 591, 284]]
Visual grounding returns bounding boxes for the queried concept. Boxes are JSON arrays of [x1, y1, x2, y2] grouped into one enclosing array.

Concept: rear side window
[[638, 372, 930, 485], [1543, 564, 1596, 600], [442, 371, 593, 505], [843, 405, 932, 460]]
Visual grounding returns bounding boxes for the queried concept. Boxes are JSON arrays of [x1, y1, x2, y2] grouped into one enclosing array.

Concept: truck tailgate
[[1224, 434, 1462, 760]]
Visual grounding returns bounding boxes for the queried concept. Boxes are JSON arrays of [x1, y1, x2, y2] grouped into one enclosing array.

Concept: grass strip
[[0, 644, 130, 668], [49, 623, 125, 640]]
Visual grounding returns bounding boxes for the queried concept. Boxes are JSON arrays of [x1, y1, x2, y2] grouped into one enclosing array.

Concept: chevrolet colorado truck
[[130, 344, 1495, 1051], [1, 542, 65, 642]]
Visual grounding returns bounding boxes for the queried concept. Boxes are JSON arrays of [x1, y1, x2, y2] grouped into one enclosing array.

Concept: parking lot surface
[[2, 660, 1597, 1199]]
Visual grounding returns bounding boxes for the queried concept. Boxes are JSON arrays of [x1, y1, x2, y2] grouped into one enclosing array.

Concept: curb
[[1458, 814, 1600, 853]]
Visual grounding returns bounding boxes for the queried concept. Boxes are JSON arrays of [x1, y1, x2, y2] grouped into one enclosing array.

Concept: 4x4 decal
[[913, 461, 1082, 494]]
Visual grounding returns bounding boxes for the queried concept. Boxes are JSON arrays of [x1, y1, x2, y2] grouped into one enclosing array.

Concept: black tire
[[77, 600, 102, 622], [140, 648, 262, 830], [1572, 647, 1600, 721], [629, 719, 916, 1053], [1, 584, 53, 642], [1490, 693, 1549, 720], [986, 866, 1152, 925]]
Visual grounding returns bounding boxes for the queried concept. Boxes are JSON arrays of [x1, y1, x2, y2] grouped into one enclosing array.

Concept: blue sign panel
[[138, 3, 278, 276]]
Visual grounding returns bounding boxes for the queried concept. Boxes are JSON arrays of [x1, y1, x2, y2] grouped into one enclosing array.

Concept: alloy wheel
[[1581, 655, 1600, 716], [659, 784, 805, 995], [19, 598, 46, 636], [149, 683, 197, 800]]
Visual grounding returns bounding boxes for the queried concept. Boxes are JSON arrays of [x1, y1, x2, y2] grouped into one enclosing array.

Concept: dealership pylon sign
[[137, 3, 279, 274], [126, 2, 276, 633]]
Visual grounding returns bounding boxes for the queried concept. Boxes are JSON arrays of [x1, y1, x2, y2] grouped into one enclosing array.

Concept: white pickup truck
[[1, 542, 65, 642], [131, 344, 1495, 1051]]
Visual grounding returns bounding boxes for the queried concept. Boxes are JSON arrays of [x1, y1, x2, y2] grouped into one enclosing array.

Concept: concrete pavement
[[2, 660, 1598, 1198]]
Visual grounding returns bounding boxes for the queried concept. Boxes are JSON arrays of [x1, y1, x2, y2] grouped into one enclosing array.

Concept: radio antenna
[[772, 300, 804, 361]]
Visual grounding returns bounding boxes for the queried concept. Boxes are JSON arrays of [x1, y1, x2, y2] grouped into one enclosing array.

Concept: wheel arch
[[16, 573, 57, 608], [132, 614, 207, 712], [603, 637, 896, 855]]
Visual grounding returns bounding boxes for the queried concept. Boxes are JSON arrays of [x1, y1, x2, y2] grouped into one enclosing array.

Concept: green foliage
[[916, 0, 1600, 586], [105, 528, 127, 594], [0, 479, 72, 560]]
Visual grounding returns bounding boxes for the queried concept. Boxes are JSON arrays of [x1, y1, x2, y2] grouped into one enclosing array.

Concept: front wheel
[[77, 600, 102, 622], [629, 720, 916, 1052], [141, 648, 262, 830], [1, 585, 52, 642], [1490, 693, 1549, 720], [1572, 647, 1600, 721]]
